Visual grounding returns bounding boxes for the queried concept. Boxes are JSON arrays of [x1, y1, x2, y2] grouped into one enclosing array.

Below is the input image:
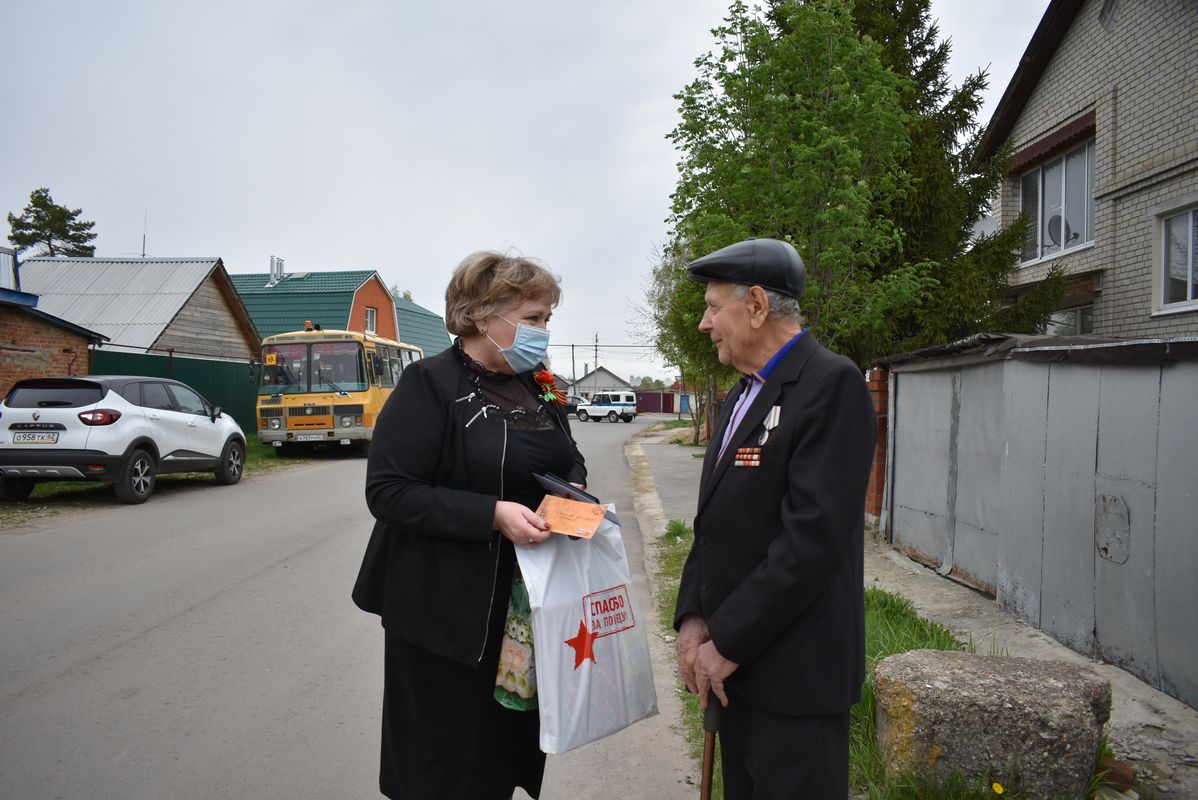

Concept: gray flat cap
[[685, 238, 806, 299]]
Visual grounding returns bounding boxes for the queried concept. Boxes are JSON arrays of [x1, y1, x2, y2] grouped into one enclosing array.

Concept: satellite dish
[[1047, 215, 1078, 247]]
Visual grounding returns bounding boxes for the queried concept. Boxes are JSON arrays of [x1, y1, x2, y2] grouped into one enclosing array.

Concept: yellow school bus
[[255, 324, 423, 455]]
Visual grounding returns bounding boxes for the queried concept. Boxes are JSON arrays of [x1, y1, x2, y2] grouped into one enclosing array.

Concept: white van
[[576, 390, 637, 423]]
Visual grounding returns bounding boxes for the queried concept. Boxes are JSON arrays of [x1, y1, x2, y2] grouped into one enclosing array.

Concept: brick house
[[976, 0, 1198, 337], [231, 268, 397, 340], [230, 266, 451, 357], [0, 288, 107, 397]]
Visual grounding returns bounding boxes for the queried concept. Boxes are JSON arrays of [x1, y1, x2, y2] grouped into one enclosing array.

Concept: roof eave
[[973, 0, 1087, 168]]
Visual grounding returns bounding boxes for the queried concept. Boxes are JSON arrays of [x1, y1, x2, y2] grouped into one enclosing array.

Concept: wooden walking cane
[[700, 695, 721, 800]]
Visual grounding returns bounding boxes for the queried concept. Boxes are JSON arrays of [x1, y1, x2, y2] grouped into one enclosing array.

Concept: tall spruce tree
[[7, 187, 97, 257], [664, 0, 936, 368], [838, 0, 1063, 347]]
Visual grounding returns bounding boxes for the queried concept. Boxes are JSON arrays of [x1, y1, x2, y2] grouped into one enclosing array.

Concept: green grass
[[653, 520, 1027, 800], [0, 436, 317, 529], [643, 415, 707, 446], [648, 418, 695, 431], [654, 520, 725, 798]]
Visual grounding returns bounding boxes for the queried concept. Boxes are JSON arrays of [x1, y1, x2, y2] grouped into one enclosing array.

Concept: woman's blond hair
[[443, 251, 562, 336]]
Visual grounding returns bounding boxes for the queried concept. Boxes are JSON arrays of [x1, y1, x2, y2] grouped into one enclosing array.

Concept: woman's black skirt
[[380, 618, 544, 799]]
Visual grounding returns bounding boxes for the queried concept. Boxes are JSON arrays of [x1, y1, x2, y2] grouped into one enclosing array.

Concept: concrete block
[[874, 649, 1111, 799]]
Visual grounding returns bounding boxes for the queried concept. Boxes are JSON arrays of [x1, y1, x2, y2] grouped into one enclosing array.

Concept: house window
[[1045, 304, 1094, 335], [1020, 139, 1095, 263], [1163, 208, 1198, 307], [365, 307, 377, 334]]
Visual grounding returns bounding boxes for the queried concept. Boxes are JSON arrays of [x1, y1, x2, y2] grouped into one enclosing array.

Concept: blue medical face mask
[[487, 315, 550, 374]]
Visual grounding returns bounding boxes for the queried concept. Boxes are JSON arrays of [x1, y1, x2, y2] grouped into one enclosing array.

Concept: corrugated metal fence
[[91, 350, 257, 430], [881, 336, 1198, 709]]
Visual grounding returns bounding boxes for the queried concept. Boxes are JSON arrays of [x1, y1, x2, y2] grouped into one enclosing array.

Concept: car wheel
[[577, 410, 589, 422], [113, 448, 156, 504], [215, 439, 245, 485], [607, 411, 619, 423], [0, 477, 36, 502]]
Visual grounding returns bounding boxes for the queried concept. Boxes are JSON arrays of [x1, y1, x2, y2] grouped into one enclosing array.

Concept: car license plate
[[13, 432, 59, 444], [296, 434, 324, 441]]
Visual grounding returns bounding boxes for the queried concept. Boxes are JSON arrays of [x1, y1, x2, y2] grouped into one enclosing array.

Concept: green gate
[[91, 351, 257, 427]]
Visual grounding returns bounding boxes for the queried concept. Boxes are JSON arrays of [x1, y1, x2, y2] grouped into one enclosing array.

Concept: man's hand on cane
[[676, 615, 709, 694], [694, 640, 738, 709]]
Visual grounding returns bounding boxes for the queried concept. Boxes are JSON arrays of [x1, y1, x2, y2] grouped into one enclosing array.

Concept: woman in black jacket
[[354, 251, 586, 799]]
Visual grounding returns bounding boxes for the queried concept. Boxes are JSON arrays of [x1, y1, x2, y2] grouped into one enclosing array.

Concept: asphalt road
[[0, 414, 692, 800]]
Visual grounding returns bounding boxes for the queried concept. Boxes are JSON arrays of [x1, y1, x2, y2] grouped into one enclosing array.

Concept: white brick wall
[[998, 0, 1198, 338]]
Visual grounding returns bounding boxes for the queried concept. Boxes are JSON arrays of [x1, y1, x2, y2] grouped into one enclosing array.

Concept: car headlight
[[269, 418, 282, 430], [341, 415, 354, 428]]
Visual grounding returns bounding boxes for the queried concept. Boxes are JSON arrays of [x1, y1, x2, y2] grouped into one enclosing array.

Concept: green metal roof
[[231, 272, 451, 354], [395, 296, 452, 357], [231, 271, 373, 339], [231, 270, 377, 294]]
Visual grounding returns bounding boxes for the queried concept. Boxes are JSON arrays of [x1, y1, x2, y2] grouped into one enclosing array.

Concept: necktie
[[717, 376, 755, 462]]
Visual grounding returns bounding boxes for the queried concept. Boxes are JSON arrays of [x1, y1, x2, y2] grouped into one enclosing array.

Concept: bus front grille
[[287, 406, 332, 417]]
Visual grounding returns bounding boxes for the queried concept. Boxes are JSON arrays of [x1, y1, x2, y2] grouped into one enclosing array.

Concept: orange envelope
[[535, 495, 606, 539]]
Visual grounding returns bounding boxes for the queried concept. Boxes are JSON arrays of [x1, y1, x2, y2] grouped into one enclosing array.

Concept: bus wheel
[[275, 444, 300, 458], [360, 440, 372, 458]]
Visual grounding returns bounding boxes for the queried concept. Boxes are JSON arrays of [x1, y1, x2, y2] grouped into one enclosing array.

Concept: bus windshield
[[258, 341, 368, 394], [312, 342, 368, 392], [259, 344, 308, 394]]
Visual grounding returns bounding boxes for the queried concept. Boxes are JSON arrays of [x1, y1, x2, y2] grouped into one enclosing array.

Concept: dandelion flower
[[992, 782, 1004, 795]]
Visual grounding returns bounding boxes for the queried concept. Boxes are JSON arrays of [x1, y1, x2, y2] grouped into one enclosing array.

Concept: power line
[[546, 343, 657, 349]]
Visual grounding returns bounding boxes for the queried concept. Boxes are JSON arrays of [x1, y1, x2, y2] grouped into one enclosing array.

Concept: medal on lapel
[[734, 446, 762, 468], [758, 405, 782, 446]]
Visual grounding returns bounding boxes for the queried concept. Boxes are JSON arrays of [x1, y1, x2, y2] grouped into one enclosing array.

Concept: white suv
[[0, 376, 246, 504], [576, 390, 637, 423]]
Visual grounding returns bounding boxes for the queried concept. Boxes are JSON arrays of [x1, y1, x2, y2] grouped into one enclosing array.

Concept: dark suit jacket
[[674, 332, 876, 716]]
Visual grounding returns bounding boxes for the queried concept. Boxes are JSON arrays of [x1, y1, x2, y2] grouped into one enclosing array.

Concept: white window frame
[[365, 306, 377, 334], [1154, 205, 1193, 311], [1019, 139, 1096, 265], [1045, 304, 1094, 336]]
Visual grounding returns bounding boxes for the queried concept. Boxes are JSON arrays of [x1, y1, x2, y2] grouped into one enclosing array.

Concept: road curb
[[624, 428, 699, 785]]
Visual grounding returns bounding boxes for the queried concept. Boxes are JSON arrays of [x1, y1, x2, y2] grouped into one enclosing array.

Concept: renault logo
[[32, 412, 40, 421]]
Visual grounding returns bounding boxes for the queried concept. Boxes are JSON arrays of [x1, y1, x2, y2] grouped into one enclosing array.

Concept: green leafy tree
[[645, 246, 737, 443], [666, 0, 936, 368], [841, 0, 1063, 346], [7, 187, 97, 257]]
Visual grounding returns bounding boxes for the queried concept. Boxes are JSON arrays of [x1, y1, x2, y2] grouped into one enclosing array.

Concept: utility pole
[[571, 344, 576, 383], [593, 334, 599, 375]]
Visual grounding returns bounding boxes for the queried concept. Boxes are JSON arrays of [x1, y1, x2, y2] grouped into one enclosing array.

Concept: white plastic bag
[[515, 506, 658, 754]]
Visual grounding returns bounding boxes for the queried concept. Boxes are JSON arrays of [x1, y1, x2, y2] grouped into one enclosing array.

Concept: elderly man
[[673, 238, 876, 799]]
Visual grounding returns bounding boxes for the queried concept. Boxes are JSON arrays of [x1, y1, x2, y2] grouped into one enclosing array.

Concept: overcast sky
[[2, 0, 1050, 382]]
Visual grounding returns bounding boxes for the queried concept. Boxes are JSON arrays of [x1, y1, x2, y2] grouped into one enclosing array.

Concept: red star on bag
[[564, 619, 598, 669]]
